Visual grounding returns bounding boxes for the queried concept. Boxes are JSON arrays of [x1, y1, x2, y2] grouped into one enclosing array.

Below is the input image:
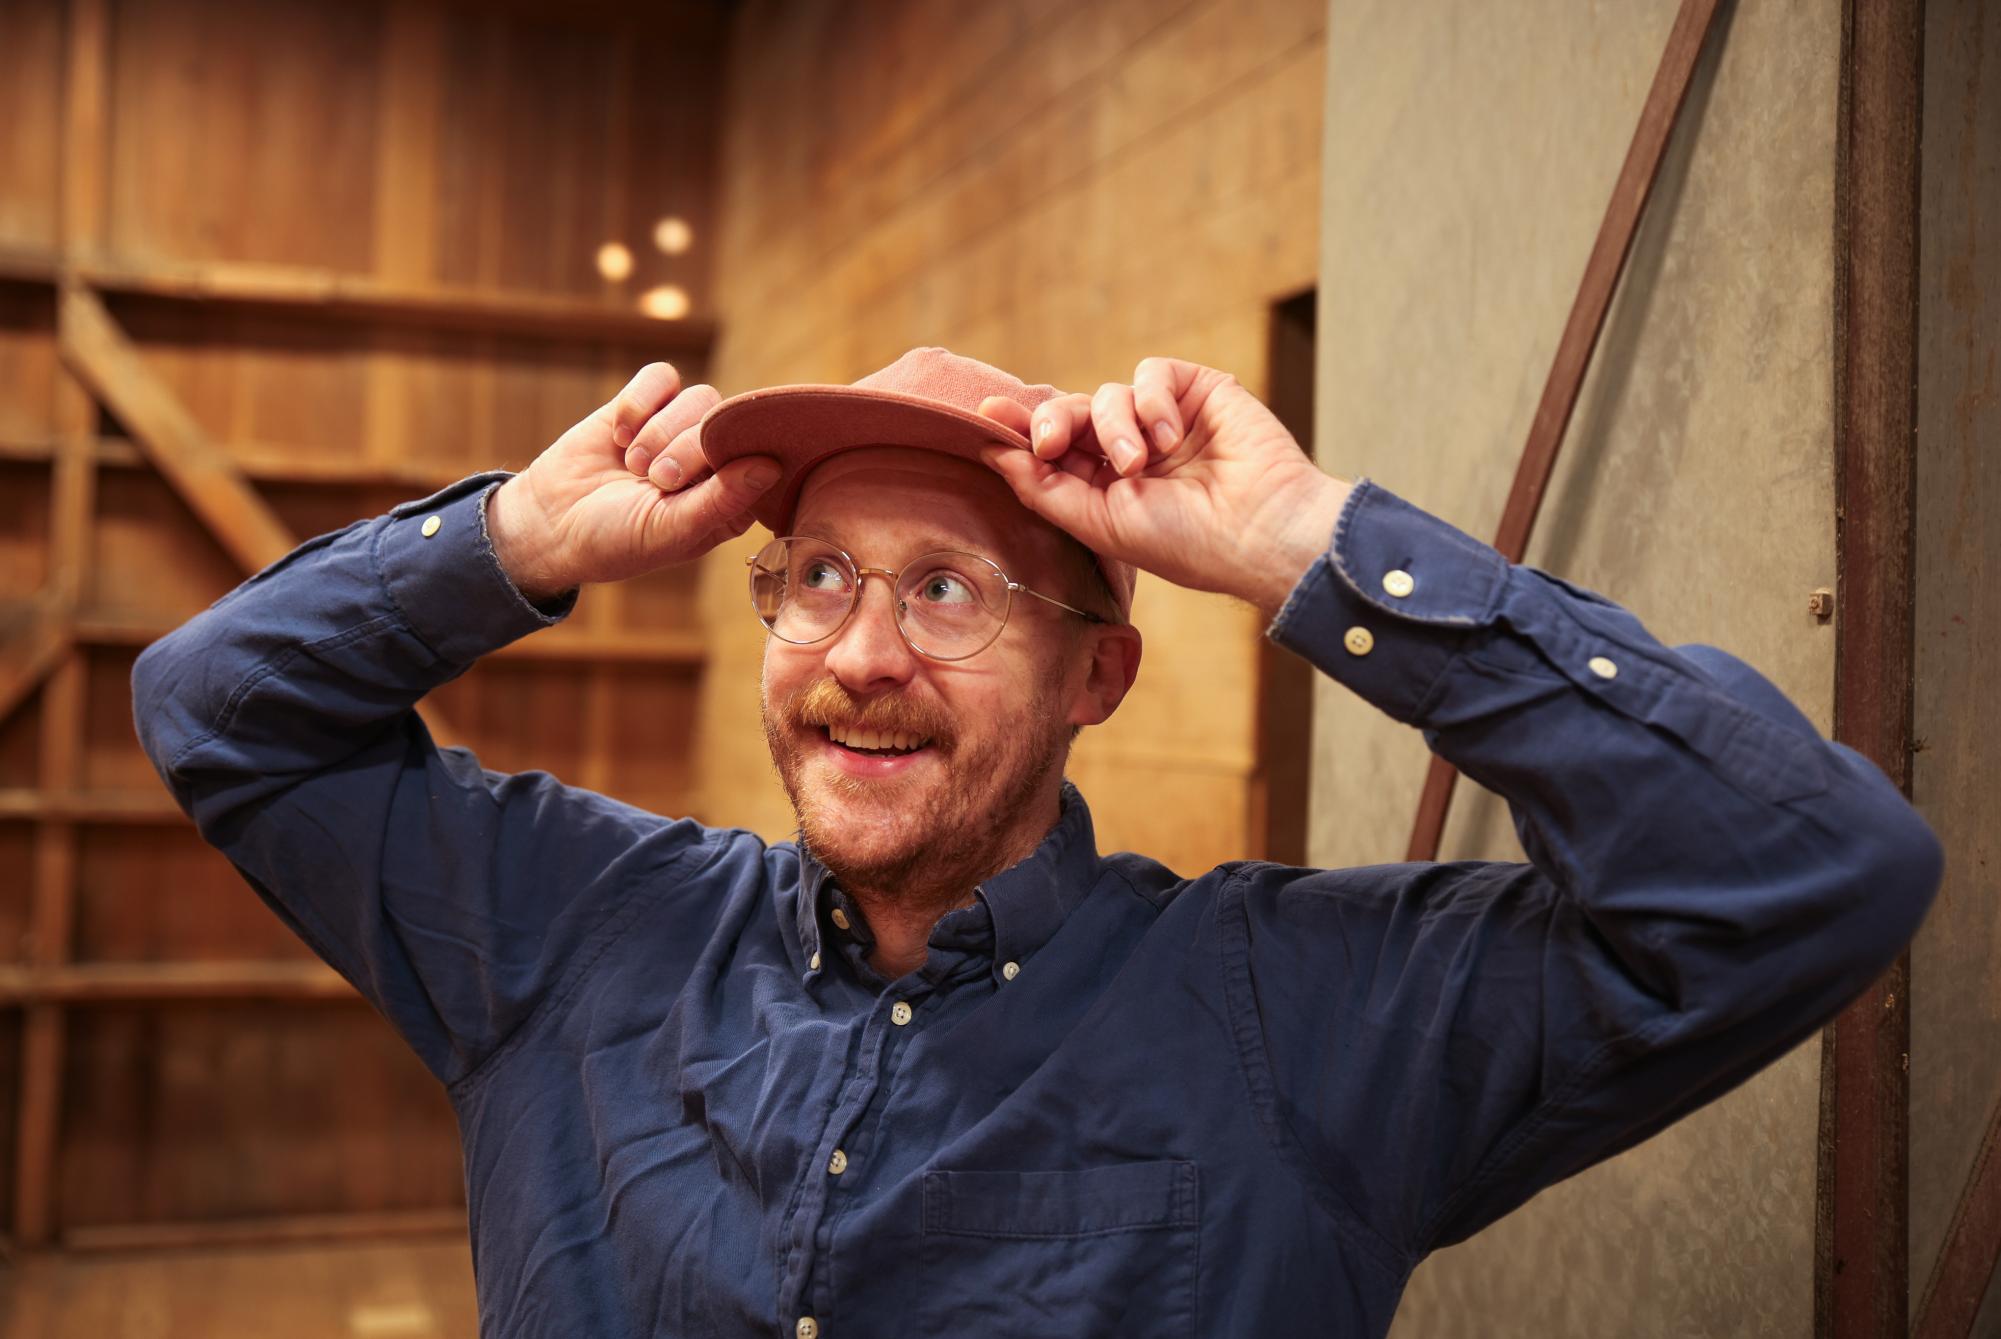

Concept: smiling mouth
[[819, 724, 934, 757]]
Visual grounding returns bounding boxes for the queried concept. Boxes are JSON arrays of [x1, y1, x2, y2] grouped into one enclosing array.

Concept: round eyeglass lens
[[750, 537, 855, 644], [893, 552, 1012, 658]]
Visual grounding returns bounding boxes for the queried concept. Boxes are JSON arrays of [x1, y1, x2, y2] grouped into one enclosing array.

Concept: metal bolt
[[1808, 589, 1835, 620]]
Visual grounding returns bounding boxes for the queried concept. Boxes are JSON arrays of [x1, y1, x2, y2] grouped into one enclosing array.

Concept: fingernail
[[746, 460, 782, 488], [1112, 437, 1142, 473], [613, 425, 633, 449], [1151, 421, 1178, 452], [656, 455, 684, 489], [1036, 420, 1054, 443]]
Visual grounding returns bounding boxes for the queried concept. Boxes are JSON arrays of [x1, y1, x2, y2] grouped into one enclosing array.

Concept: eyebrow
[[811, 524, 1005, 564]]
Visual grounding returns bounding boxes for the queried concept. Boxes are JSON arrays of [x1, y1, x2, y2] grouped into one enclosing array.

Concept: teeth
[[824, 724, 931, 752]]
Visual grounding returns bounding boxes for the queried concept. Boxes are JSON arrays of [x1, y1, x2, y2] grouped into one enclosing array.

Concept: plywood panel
[[75, 827, 313, 964], [0, 0, 65, 249], [1908, 0, 2001, 1323], [0, 286, 61, 438], [1314, 1, 1842, 1334], [107, 0, 385, 271], [59, 1004, 463, 1226]]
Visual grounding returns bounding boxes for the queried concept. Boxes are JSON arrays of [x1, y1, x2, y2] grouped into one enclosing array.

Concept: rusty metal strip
[[1813, 0, 1926, 1334], [1915, 1092, 2001, 1339], [1404, 0, 1727, 861]]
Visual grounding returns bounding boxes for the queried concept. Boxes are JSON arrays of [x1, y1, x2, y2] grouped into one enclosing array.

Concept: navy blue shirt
[[132, 473, 1941, 1338]]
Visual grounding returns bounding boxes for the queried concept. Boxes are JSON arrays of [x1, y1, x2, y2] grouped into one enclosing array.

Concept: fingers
[[976, 396, 1032, 436], [1131, 357, 1190, 456], [979, 445, 1110, 548], [623, 383, 722, 491], [608, 363, 684, 450], [1028, 393, 1096, 461], [671, 454, 783, 542], [1091, 382, 1149, 478]]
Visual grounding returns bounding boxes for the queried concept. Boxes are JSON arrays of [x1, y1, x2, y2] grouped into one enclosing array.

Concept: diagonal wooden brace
[[55, 281, 297, 575]]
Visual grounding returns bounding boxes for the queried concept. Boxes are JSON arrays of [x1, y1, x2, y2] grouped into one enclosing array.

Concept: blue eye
[[917, 571, 976, 604], [800, 559, 849, 591]]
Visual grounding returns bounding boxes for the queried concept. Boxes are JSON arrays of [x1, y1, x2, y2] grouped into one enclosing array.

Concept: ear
[[1067, 622, 1142, 728]]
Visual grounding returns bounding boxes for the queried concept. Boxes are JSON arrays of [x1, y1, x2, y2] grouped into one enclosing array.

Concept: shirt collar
[[791, 782, 1104, 982]]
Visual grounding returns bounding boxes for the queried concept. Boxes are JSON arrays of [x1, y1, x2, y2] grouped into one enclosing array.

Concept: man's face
[[760, 448, 1109, 900]]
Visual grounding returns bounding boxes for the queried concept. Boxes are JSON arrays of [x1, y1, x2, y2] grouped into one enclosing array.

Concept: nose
[[822, 574, 918, 694]]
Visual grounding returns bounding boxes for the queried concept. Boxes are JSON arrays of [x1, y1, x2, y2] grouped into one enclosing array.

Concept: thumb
[[980, 446, 1109, 549], [665, 454, 783, 550]]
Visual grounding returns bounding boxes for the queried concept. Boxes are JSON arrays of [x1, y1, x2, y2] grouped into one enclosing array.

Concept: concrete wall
[[1910, 0, 2001, 1329], [701, 0, 1328, 873], [1313, 1, 1843, 1333]]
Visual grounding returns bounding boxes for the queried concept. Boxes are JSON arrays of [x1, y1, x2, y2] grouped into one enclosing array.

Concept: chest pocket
[[918, 1161, 1199, 1336]]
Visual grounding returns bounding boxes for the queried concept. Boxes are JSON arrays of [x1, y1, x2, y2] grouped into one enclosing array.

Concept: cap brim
[[699, 384, 1029, 533]]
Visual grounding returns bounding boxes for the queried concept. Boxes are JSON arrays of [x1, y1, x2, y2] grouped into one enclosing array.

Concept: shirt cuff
[[374, 472, 577, 666], [1266, 479, 1506, 724]]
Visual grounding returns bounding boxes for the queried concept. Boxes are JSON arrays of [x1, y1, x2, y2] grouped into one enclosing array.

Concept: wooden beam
[[1815, 0, 1925, 1335], [71, 608, 708, 668], [14, 657, 83, 1245], [0, 960, 356, 1007], [0, 432, 484, 493], [1404, 0, 1728, 861], [63, 1207, 465, 1253], [56, 282, 297, 576], [79, 254, 713, 347], [0, 598, 70, 730], [0, 789, 187, 824]]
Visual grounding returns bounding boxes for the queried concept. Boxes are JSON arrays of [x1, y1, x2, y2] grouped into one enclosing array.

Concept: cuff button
[[419, 514, 442, 538], [1343, 626, 1375, 656], [1588, 655, 1618, 680], [1382, 569, 1415, 598]]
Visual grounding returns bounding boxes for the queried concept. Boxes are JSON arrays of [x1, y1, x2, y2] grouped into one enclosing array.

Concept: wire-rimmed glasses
[[747, 535, 1106, 662]]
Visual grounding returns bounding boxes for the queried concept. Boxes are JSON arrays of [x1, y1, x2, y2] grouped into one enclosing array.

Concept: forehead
[[791, 447, 1052, 563]]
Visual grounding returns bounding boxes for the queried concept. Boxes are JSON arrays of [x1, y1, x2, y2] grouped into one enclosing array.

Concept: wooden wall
[[0, 0, 725, 1247], [700, 0, 1328, 872]]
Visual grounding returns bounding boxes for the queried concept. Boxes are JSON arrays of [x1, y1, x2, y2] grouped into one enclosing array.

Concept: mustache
[[780, 677, 955, 745]]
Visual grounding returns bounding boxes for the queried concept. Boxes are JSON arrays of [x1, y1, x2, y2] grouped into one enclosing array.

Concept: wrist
[[1242, 471, 1352, 619], [487, 474, 569, 605]]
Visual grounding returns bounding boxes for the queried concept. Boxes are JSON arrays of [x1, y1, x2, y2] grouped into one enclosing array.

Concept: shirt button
[[1382, 568, 1415, 598], [830, 908, 850, 931], [796, 1318, 819, 1339], [1001, 961, 1020, 981], [890, 1000, 913, 1026], [808, 951, 821, 971], [1343, 626, 1375, 656], [1588, 655, 1619, 680], [419, 514, 442, 538], [828, 1148, 848, 1175]]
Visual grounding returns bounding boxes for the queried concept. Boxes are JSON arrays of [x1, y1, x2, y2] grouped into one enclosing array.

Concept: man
[[134, 347, 1940, 1337]]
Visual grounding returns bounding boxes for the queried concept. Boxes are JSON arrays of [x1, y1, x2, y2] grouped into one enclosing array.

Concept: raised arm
[[134, 364, 782, 1084], [978, 359, 1941, 1261]]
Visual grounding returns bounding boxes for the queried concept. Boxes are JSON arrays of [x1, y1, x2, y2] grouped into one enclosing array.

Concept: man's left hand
[[976, 358, 1351, 617]]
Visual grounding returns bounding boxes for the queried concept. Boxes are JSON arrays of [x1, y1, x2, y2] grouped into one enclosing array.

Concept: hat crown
[[854, 346, 1061, 419]]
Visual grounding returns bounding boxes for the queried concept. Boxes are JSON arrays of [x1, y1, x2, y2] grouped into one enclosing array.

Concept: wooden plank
[[0, 788, 186, 824], [58, 0, 109, 253], [1814, 1, 1926, 1336], [63, 1206, 465, 1253], [1404, 0, 1727, 862], [14, 655, 83, 1244], [70, 608, 708, 668], [0, 960, 355, 1007], [0, 431, 472, 492], [56, 282, 297, 575], [80, 254, 713, 346]]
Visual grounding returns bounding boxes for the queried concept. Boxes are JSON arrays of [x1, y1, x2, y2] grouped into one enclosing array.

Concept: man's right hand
[[487, 363, 781, 603]]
